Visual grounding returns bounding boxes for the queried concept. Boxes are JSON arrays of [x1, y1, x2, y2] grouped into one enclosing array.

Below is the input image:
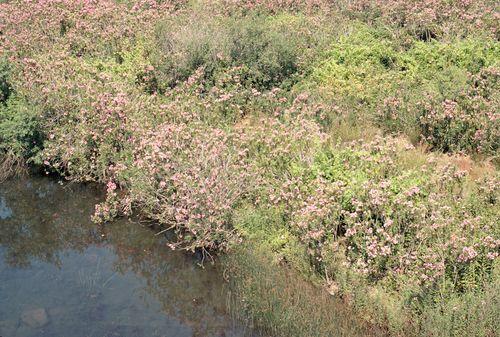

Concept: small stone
[[21, 308, 49, 328]]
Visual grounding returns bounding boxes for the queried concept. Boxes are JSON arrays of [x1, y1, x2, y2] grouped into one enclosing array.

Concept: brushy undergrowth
[[1, 0, 499, 336], [153, 13, 304, 91], [311, 24, 499, 158]]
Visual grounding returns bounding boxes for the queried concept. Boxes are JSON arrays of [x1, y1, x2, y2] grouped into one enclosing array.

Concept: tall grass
[[224, 244, 385, 337]]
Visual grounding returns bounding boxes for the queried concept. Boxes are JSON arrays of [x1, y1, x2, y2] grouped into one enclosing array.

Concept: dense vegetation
[[1, 0, 499, 336]]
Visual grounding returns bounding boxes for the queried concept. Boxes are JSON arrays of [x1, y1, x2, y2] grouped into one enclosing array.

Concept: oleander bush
[[345, 0, 499, 40], [95, 121, 252, 253], [287, 138, 499, 293], [233, 119, 499, 333]]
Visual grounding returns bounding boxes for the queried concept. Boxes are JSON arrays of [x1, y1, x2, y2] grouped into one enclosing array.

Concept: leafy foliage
[[0, 0, 498, 336], [313, 25, 499, 156], [0, 58, 12, 104], [0, 96, 42, 161]]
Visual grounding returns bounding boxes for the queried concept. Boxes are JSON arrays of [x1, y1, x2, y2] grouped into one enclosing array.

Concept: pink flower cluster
[[277, 136, 500, 289], [0, 0, 180, 60], [347, 0, 498, 37], [98, 121, 251, 252]]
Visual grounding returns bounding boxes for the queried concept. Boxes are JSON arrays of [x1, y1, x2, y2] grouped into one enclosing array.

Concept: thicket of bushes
[[1, 0, 499, 336], [311, 25, 499, 158], [153, 13, 304, 90]]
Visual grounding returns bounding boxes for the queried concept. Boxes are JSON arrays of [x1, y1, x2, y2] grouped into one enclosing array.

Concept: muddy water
[[0, 177, 254, 337]]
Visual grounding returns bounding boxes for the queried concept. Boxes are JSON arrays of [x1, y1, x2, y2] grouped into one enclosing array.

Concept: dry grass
[[0, 153, 27, 182]]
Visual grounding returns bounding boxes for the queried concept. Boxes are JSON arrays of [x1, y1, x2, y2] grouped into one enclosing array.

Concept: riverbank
[[1, 1, 499, 336]]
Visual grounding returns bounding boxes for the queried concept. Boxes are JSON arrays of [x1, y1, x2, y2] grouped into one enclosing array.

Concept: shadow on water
[[0, 177, 256, 337]]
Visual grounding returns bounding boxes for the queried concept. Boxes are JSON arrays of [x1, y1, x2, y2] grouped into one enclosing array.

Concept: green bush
[[312, 24, 500, 155], [0, 96, 42, 161], [153, 13, 313, 91], [314, 25, 498, 103], [0, 58, 13, 104]]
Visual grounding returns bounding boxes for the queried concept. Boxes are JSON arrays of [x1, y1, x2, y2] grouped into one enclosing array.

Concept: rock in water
[[21, 308, 49, 328]]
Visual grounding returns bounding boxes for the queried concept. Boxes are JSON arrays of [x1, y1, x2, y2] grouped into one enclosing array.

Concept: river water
[[0, 177, 255, 337]]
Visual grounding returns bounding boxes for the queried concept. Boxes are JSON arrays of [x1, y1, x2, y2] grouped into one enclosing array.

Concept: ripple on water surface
[[0, 177, 254, 337]]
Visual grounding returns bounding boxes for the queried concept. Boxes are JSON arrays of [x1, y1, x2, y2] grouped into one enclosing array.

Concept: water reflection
[[0, 196, 12, 220], [0, 177, 253, 337]]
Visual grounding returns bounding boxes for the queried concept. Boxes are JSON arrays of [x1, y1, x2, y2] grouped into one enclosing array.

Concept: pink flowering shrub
[[208, 0, 332, 15], [379, 67, 499, 158], [418, 68, 499, 156], [346, 0, 499, 39], [314, 24, 499, 157], [0, 0, 183, 59], [14, 51, 155, 181], [263, 136, 500, 296], [94, 122, 251, 252]]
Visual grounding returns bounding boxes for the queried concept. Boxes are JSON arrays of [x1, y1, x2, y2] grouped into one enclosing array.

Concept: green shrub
[[314, 25, 498, 103], [0, 96, 43, 162], [153, 13, 318, 91], [312, 24, 500, 155], [0, 58, 12, 104]]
